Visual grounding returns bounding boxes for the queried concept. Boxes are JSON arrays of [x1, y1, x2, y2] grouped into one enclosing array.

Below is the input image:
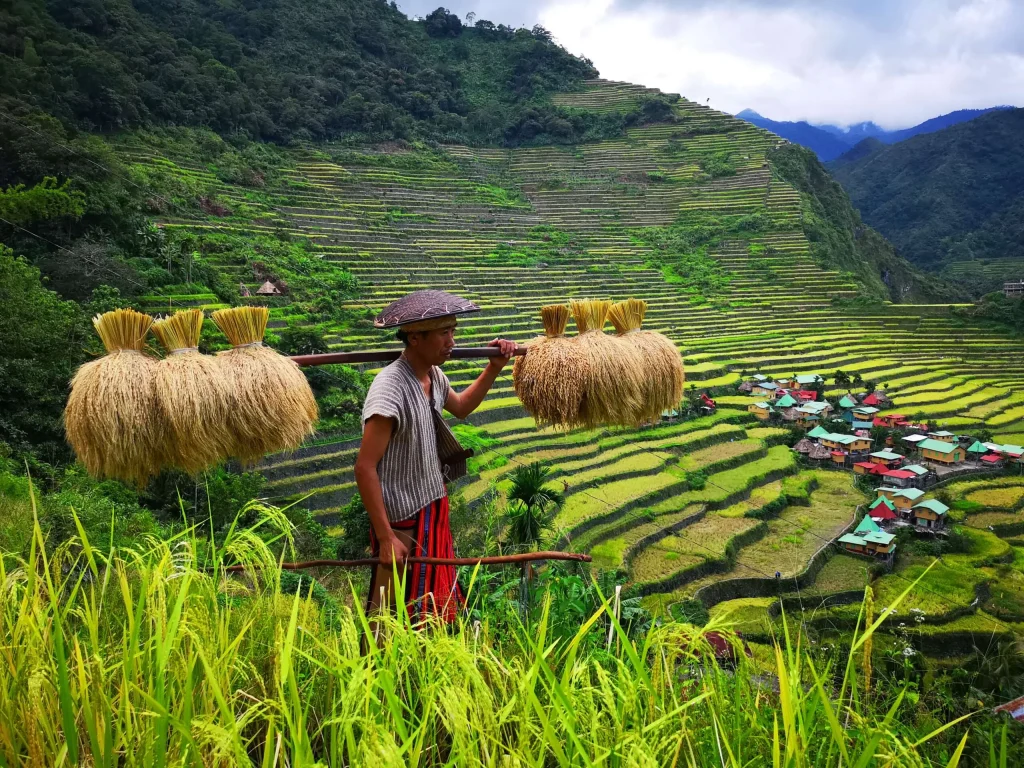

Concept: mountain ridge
[[738, 106, 1015, 161], [828, 107, 1024, 295]]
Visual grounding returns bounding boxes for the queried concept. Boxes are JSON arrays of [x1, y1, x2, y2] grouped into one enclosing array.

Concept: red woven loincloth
[[367, 496, 464, 623]]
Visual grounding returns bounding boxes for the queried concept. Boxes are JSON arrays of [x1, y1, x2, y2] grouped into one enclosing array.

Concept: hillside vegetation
[[829, 108, 1024, 295], [0, 0, 647, 146]]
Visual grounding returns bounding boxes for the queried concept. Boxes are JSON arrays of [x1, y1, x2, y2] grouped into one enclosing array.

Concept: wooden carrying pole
[[218, 551, 590, 572], [290, 346, 528, 367]]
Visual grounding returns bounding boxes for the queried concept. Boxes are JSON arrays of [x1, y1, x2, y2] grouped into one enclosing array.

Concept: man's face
[[409, 325, 456, 365]]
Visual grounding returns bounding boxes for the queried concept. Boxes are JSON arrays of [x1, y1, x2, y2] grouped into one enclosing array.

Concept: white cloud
[[399, 0, 1024, 127]]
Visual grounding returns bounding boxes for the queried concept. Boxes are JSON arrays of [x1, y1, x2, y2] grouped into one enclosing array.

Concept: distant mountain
[[828, 108, 1024, 295], [735, 110, 851, 161], [737, 106, 1014, 161]]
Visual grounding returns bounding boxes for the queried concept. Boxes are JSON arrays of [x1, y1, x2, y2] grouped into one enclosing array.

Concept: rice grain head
[[212, 306, 318, 464], [152, 309, 235, 474], [610, 299, 685, 422], [513, 305, 588, 428], [570, 299, 646, 428], [64, 308, 165, 486]]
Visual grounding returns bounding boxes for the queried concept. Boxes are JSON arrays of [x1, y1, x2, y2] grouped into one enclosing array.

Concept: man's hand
[[379, 534, 409, 567], [487, 338, 517, 371]]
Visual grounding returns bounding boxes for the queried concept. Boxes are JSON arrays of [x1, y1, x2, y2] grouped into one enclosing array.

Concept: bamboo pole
[[217, 551, 590, 572], [290, 345, 528, 367]]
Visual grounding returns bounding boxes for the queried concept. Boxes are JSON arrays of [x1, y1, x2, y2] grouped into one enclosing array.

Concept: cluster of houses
[[837, 487, 952, 563], [743, 374, 835, 426]]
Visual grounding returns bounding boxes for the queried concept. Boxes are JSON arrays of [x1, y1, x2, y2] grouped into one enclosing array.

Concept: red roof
[[831, 451, 846, 457], [981, 454, 1004, 464], [872, 417, 888, 427], [795, 390, 817, 400], [871, 506, 898, 520], [888, 414, 905, 419], [883, 469, 915, 479], [862, 392, 882, 406]]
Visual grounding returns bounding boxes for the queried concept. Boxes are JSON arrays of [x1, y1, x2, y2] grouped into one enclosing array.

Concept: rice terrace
[[2, 1, 1024, 765]]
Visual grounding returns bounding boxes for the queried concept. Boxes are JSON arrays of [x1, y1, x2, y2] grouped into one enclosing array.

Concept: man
[[354, 290, 516, 622]]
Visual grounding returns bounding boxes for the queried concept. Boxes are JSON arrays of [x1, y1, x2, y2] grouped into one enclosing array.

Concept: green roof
[[854, 516, 881, 534], [913, 499, 949, 516], [902, 464, 929, 476], [795, 374, 822, 385], [966, 440, 988, 453], [799, 401, 830, 413], [752, 401, 774, 409], [869, 496, 896, 511], [852, 406, 879, 415], [864, 530, 896, 545], [807, 426, 830, 438], [918, 438, 959, 454], [870, 450, 903, 460], [776, 394, 797, 407], [839, 396, 857, 409], [757, 382, 779, 390], [894, 488, 925, 500], [930, 430, 955, 437], [825, 433, 864, 445], [838, 533, 866, 546]]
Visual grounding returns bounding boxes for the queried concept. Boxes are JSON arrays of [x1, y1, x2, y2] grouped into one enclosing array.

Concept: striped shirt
[[361, 358, 453, 523]]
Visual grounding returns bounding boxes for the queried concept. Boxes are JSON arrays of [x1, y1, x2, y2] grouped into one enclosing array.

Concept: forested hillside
[[830, 108, 1024, 295], [1, 0, 666, 145]]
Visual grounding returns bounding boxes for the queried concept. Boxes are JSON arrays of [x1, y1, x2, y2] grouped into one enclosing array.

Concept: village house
[[853, 461, 888, 476], [875, 413, 910, 428], [902, 433, 929, 450], [751, 381, 779, 397], [775, 393, 798, 409], [867, 496, 898, 525], [838, 516, 896, 563], [748, 401, 774, 420], [820, 433, 872, 453], [798, 400, 833, 418], [911, 499, 950, 530], [917, 438, 966, 465], [848, 405, 880, 423], [929, 430, 957, 443], [880, 468, 917, 488], [838, 395, 858, 410], [860, 391, 889, 407], [807, 425, 830, 439], [877, 486, 925, 514], [869, 450, 904, 468]]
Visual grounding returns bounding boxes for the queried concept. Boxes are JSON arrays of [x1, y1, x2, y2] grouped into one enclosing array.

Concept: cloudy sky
[[400, 0, 1024, 129]]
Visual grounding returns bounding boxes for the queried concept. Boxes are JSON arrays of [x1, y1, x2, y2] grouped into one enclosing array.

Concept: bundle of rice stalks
[[609, 298, 685, 422], [512, 304, 589, 427], [64, 309, 165, 486], [212, 306, 318, 464], [151, 309, 234, 474], [571, 299, 646, 428]]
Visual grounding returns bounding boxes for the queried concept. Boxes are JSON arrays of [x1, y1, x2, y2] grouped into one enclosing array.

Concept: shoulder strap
[[432, 409, 473, 484]]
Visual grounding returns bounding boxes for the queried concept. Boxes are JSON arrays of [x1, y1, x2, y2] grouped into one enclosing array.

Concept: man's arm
[[444, 338, 517, 419], [354, 415, 408, 566]]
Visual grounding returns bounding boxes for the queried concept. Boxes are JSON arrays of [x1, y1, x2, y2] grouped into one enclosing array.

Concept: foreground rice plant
[[0, 490, 1004, 766]]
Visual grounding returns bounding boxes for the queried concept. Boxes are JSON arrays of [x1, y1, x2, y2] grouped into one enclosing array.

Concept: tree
[[505, 462, 564, 550], [504, 461, 564, 614], [424, 8, 463, 38], [833, 369, 851, 387], [0, 247, 85, 460]]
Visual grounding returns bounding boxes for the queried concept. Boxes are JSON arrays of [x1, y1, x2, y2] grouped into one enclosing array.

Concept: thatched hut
[[807, 443, 831, 462], [793, 438, 814, 454], [256, 280, 282, 296], [738, 381, 753, 393]]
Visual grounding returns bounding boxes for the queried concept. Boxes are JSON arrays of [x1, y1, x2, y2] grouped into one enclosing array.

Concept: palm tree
[[504, 462, 564, 614], [505, 462, 564, 551]]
